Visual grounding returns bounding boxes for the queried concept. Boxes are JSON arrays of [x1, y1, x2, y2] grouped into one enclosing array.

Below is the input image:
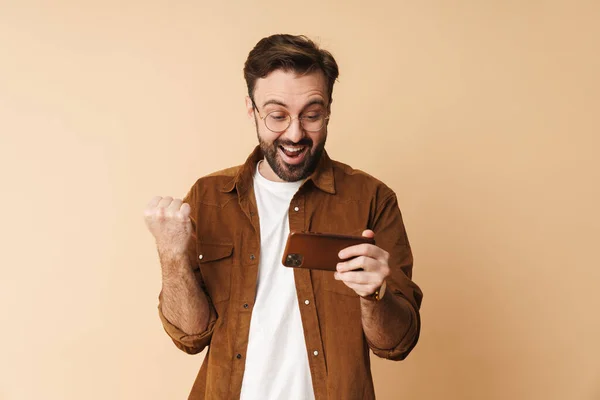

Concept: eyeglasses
[[252, 100, 330, 133]]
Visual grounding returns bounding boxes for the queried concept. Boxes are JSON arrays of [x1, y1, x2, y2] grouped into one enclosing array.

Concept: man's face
[[246, 69, 329, 182]]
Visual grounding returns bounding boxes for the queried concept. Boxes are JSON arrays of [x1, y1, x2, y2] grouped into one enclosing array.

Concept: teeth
[[282, 145, 304, 153]]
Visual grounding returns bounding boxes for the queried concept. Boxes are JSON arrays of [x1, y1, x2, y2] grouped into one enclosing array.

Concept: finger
[[339, 280, 380, 297], [180, 202, 191, 219], [338, 243, 383, 261], [334, 270, 379, 285], [157, 196, 173, 208], [362, 229, 375, 239], [144, 196, 162, 217], [336, 256, 378, 273], [146, 196, 162, 209], [168, 198, 183, 213]]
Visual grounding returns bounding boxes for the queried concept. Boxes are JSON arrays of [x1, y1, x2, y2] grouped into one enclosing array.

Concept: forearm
[[361, 292, 416, 351], [159, 250, 210, 335]]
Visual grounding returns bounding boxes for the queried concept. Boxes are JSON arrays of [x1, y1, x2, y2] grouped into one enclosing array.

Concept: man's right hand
[[146, 196, 210, 338], [144, 196, 192, 256]]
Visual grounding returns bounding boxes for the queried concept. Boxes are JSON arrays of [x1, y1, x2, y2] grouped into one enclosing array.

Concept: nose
[[283, 117, 305, 143]]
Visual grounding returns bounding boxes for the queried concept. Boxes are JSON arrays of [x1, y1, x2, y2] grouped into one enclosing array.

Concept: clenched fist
[[144, 196, 192, 255]]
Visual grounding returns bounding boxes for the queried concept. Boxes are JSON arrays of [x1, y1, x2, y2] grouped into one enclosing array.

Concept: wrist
[[360, 280, 387, 302], [157, 247, 190, 274], [156, 242, 188, 259]]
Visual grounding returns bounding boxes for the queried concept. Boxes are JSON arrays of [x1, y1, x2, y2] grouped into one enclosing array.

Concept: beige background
[[1, 1, 599, 399]]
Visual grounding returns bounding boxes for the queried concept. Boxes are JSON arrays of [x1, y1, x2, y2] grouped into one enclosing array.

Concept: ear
[[245, 96, 255, 120]]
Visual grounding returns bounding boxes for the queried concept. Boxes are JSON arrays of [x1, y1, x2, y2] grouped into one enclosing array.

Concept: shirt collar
[[221, 145, 336, 195]]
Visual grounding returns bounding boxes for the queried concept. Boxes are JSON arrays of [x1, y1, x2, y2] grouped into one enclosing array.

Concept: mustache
[[275, 138, 313, 147]]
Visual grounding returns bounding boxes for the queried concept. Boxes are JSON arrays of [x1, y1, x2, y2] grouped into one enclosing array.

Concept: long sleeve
[[368, 191, 423, 360], [157, 185, 218, 354]]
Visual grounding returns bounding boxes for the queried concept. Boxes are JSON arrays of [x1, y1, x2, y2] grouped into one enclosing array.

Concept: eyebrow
[[261, 98, 327, 110]]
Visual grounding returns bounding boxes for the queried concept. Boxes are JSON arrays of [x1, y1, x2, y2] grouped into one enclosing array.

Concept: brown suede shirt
[[158, 146, 423, 399]]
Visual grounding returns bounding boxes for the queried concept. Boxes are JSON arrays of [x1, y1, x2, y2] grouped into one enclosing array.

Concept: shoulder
[[183, 164, 242, 202], [204, 165, 242, 180], [330, 158, 396, 202]]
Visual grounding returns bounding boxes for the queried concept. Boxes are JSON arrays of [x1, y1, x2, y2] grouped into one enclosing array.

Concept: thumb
[[361, 229, 375, 239]]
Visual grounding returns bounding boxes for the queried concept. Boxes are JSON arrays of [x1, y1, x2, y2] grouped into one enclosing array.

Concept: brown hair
[[244, 34, 339, 104]]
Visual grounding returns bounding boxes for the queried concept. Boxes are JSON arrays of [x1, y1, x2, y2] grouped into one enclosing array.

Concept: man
[[144, 34, 423, 400]]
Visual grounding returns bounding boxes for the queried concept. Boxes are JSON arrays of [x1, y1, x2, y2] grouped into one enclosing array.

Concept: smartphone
[[281, 231, 375, 271]]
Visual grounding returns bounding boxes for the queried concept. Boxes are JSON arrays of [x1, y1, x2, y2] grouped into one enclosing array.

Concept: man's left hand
[[335, 230, 390, 297]]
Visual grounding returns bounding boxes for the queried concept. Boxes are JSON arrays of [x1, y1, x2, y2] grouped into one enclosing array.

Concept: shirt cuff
[[157, 303, 217, 355], [368, 293, 421, 361]]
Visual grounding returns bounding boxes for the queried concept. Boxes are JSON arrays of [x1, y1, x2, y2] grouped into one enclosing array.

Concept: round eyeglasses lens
[[301, 112, 326, 131], [265, 112, 291, 132]]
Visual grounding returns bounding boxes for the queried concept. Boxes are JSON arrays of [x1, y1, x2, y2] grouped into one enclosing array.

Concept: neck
[[258, 159, 286, 182]]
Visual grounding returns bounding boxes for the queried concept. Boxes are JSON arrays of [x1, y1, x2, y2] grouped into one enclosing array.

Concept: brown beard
[[257, 133, 326, 182]]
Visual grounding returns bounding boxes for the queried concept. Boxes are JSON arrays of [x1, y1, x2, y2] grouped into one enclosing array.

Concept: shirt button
[[243, 303, 249, 309], [198, 254, 203, 260], [313, 350, 319, 356], [236, 353, 242, 359], [249, 254, 255, 260], [294, 206, 299, 212], [304, 300, 310, 305]]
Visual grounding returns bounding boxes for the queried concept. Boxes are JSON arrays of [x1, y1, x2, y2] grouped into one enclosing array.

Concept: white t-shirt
[[239, 162, 315, 400]]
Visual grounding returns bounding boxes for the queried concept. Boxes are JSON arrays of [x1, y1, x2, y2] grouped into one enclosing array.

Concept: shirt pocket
[[196, 241, 234, 304]]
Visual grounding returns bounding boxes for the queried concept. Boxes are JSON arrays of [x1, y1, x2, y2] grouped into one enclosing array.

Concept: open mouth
[[278, 145, 309, 164]]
